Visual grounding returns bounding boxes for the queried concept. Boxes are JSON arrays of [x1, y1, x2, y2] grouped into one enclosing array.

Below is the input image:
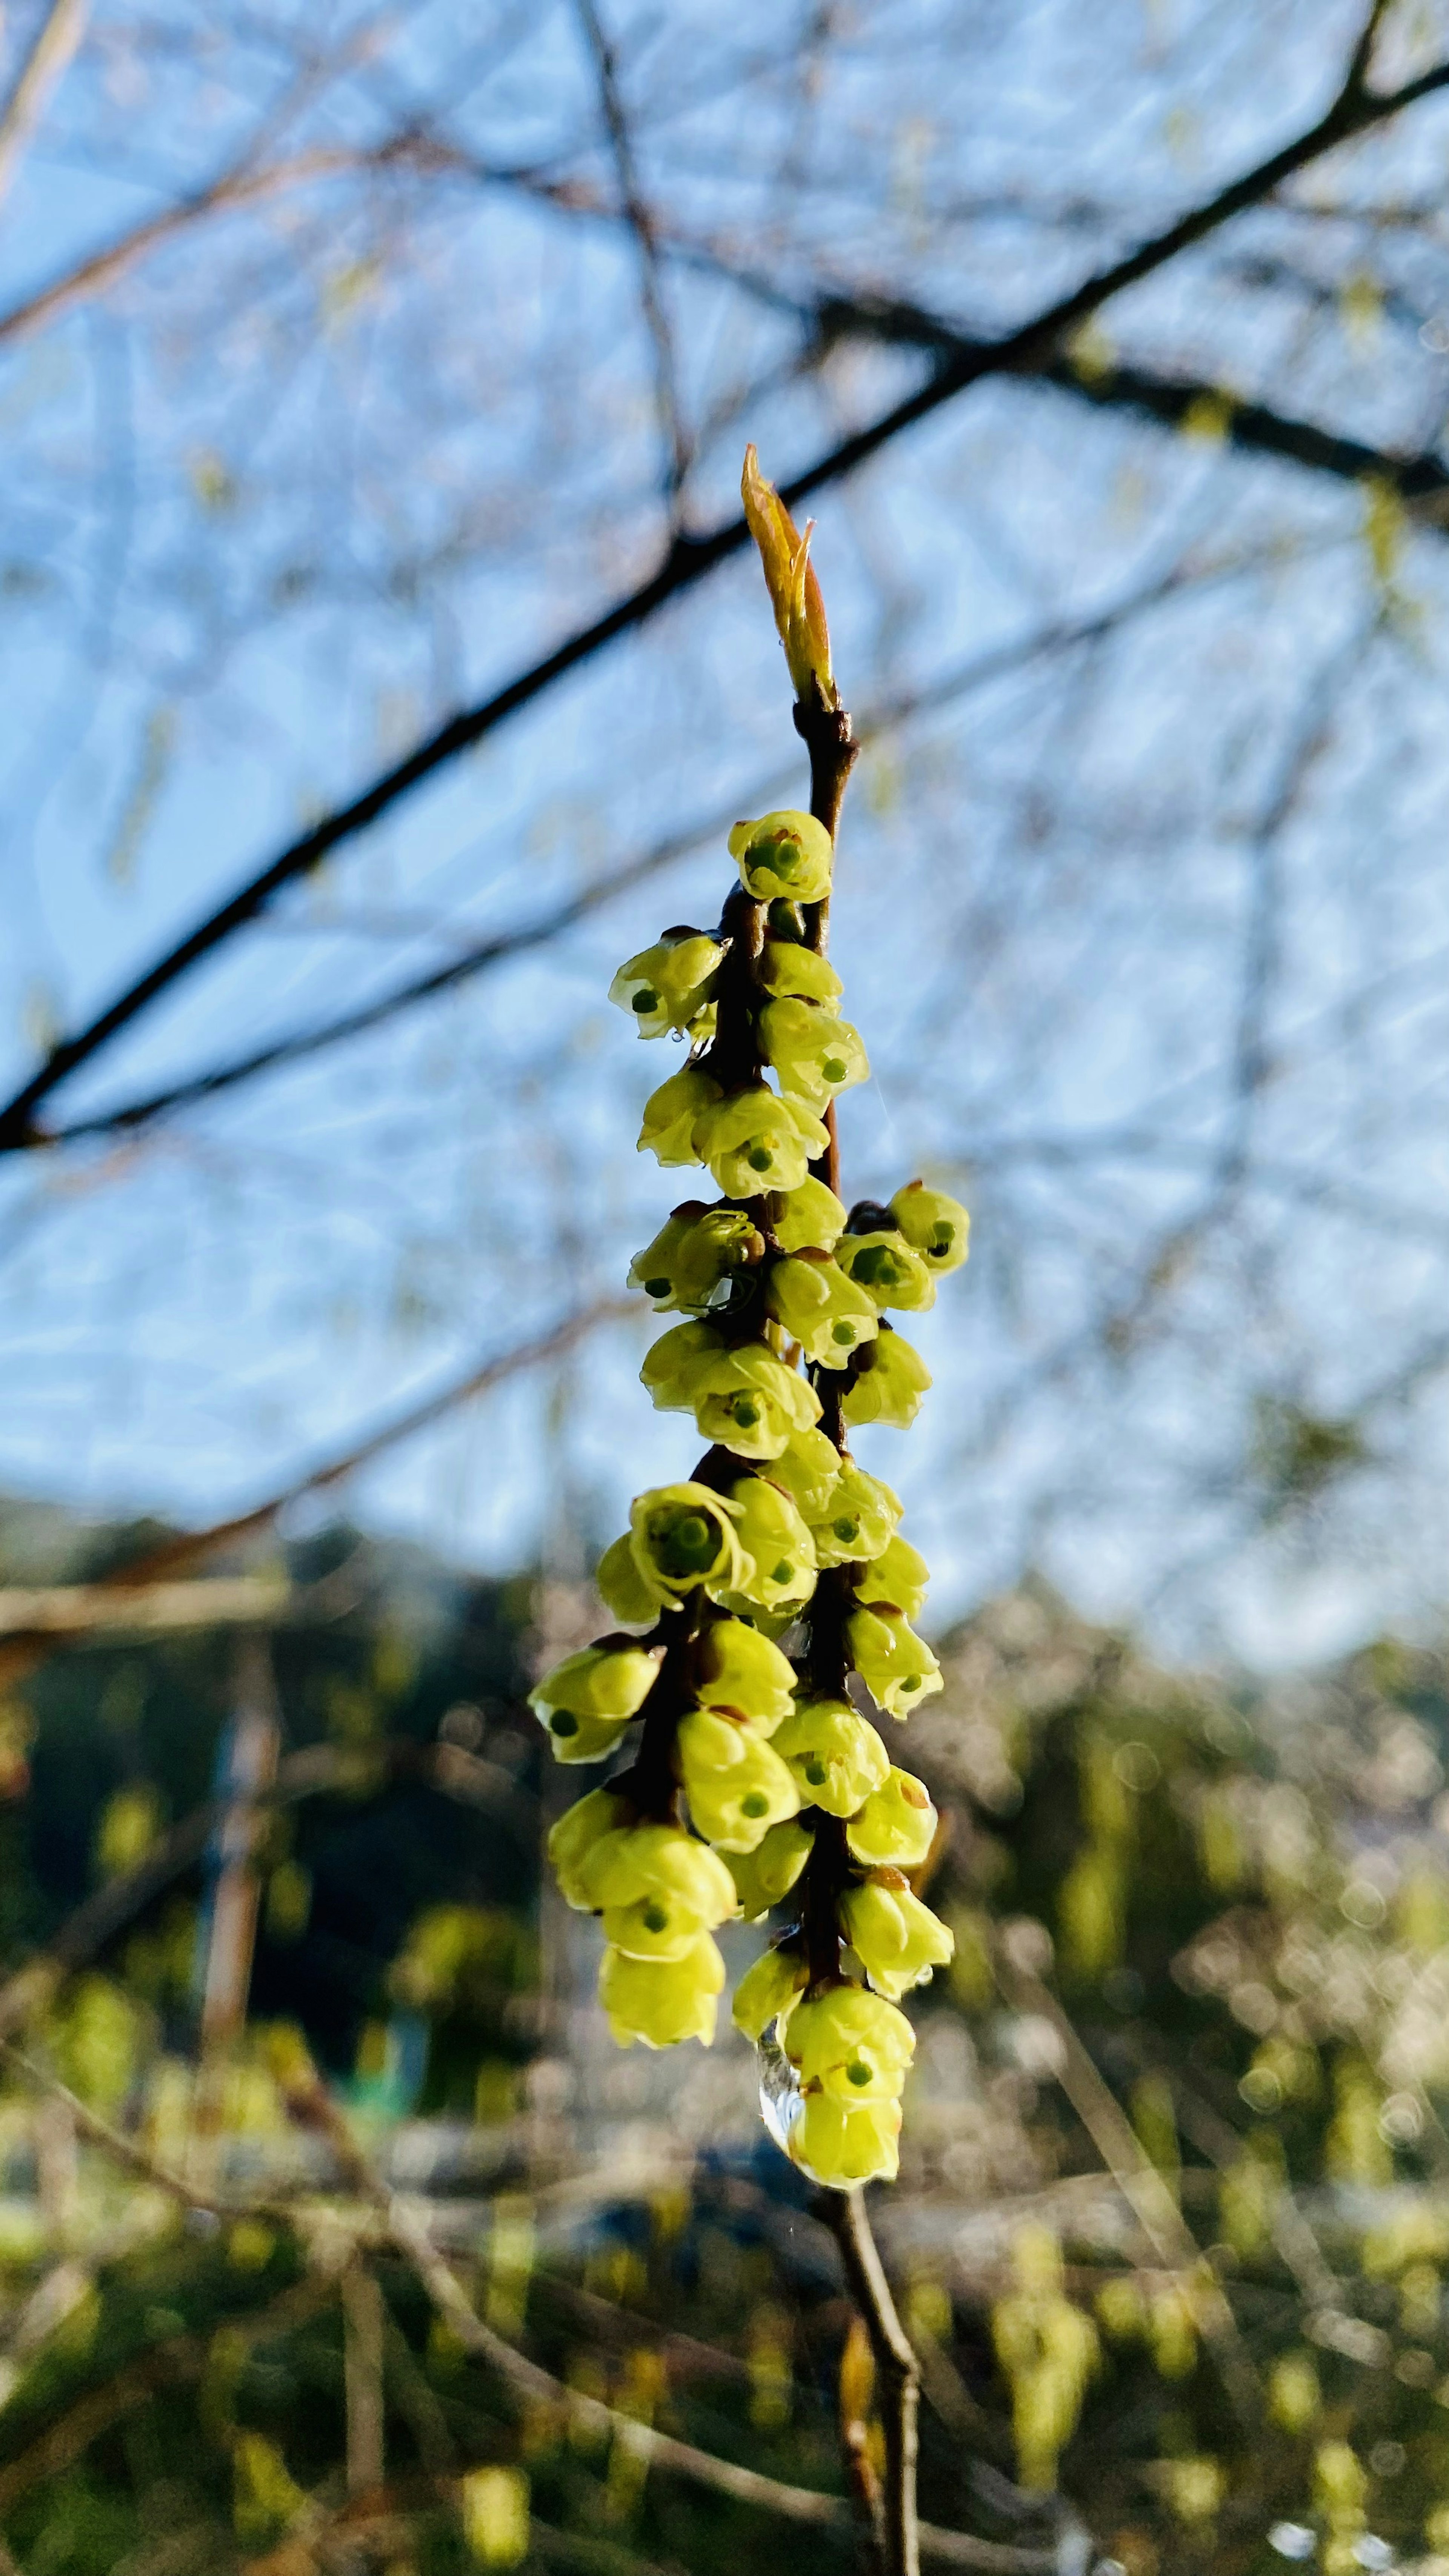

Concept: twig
[[0, 1572, 285, 1640], [3, 14, 1443, 1151], [574, 0, 689, 506], [823, 2190, 921, 2576], [0, 0, 89, 208]]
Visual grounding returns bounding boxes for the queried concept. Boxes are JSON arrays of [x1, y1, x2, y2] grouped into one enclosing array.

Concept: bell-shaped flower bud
[[806, 1464, 902, 1568], [628, 1208, 697, 1309], [731, 1941, 808, 2042], [760, 998, 869, 1106], [547, 1787, 631, 1910], [846, 1767, 937, 1870], [581, 1820, 738, 1932], [741, 445, 835, 708], [840, 1878, 954, 2000], [765, 1427, 850, 1520], [721, 1475, 818, 1613], [724, 1816, 814, 1920], [691, 1342, 822, 1461], [790, 2090, 902, 2187], [695, 1619, 798, 1731], [760, 941, 843, 1005], [890, 1180, 970, 1275], [629, 1204, 765, 1316], [600, 1932, 724, 2048], [678, 1709, 800, 1850], [640, 1320, 726, 1412], [854, 1533, 931, 1621], [846, 1602, 943, 1718], [609, 932, 723, 1040], [728, 809, 834, 906], [596, 1532, 667, 1626], [628, 1482, 745, 1601], [529, 1639, 664, 1762], [837, 1230, 936, 1313], [694, 1084, 828, 1197], [841, 1323, 932, 1430], [765, 1250, 879, 1368], [784, 1984, 916, 2102], [772, 1698, 889, 1816], [637, 1065, 722, 1167], [773, 1175, 848, 1255]]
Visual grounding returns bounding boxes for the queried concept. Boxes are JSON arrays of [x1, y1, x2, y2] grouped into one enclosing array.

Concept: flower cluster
[[532, 450, 969, 2188]]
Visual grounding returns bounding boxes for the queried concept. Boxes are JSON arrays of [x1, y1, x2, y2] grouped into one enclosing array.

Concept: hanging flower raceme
[[536, 446, 972, 2191]]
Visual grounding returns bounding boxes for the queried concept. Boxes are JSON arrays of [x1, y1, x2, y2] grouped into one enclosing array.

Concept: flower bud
[[529, 1640, 665, 1761], [840, 1879, 954, 1999], [722, 1476, 818, 1613], [772, 1175, 847, 1255], [691, 1343, 823, 1462], [846, 1767, 937, 1870], [765, 1251, 879, 1368], [678, 1709, 800, 1850], [640, 1320, 725, 1412], [806, 1465, 902, 1567], [629, 1483, 745, 1601], [724, 1816, 814, 1920], [731, 1942, 808, 2042], [772, 1698, 889, 1816], [609, 932, 723, 1038], [790, 2090, 902, 2187], [841, 1324, 932, 1430], [695, 1619, 798, 1730], [854, 1533, 930, 1621], [846, 1603, 942, 1718], [784, 1985, 916, 2102], [596, 1532, 666, 1626], [693, 1085, 828, 1197], [600, 1933, 724, 2048], [741, 445, 835, 707], [638, 1065, 722, 1167], [760, 942, 843, 1004], [890, 1181, 970, 1274], [547, 1787, 631, 1910], [728, 810, 833, 904], [763, 1427, 847, 1519], [836, 1230, 936, 1313], [760, 998, 869, 1106], [582, 1821, 739, 1940]]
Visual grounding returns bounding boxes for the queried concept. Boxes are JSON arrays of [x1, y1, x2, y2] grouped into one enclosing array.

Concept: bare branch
[[0, 0, 89, 210], [574, 0, 690, 505], [0, 1572, 286, 1640]]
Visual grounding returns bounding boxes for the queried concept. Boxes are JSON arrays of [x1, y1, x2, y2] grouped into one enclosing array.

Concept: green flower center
[[550, 1712, 578, 1737], [901, 1676, 920, 1693], [851, 1243, 906, 1289], [803, 1758, 829, 1787], [641, 1902, 669, 1933], [741, 1792, 769, 1818], [643, 1276, 672, 1299], [822, 1057, 846, 1082], [632, 989, 659, 1014], [846, 2060, 872, 2088], [833, 1518, 858, 1543], [747, 1145, 772, 1172], [732, 1399, 760, 1427], [772, 1559, 792, 1584], [831, 1321, 856, 1345], [652, 1508, 720, 1577], [928, 1224, 953, 1256]]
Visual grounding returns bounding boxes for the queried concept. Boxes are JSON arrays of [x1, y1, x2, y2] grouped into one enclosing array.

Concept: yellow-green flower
[[765, 1251, 878, 1367], [760, 997, 869, 1107], [600, 1933, 724, 2048], [846, 1768, 937, 1870], [596, 1533, 666, 1626], [694, 1085, 828, 1196], [695, 1620, 798, 1730], [728, 810, 834, 904], [890, 1181, 969, 1274], [548, 1788, 631, 1910], [637, 1065, 721, 1166], [761, 1427, 846, 1518], [841, 1879, 954, 1999], [784, 1985, 915, 2102], [629, 1205, 764, 1312], [583, 1822, 738, 1955], [854, 1533, 930, 1620], [790, 2090, 901, 2187], [725, 1817, 814, 1921], [609, 932, 723, 1038], [773, 1698, 889, 1816], [841, 1324, 932, 1430], [773, 1175, 847, 1255], [723, 1476, 818, 1612], [760, 941, 843, 1004], [529, 1640, 664, 1761], [732, 1942, 809, 2041], [806, 1464, 902, 1567], [628, 1483, 745, 1601], [846, 1603, 942, 1718], [678, 1710, 800, 1850], [692, 1343, 823, 1461], [836, 1230, 936, 1313], [640, 1320, 725, 1412]]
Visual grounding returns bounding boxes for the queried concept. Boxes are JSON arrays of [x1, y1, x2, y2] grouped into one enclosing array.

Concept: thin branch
[[0, 0, 89, 209], [3, 18, 1443, 1151], [821, 2189, 921, 2576], [573, 0, 689, 505], [0, 1572, 285, 1640]]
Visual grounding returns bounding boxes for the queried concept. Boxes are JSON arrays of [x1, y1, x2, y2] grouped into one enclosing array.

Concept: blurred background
[[8, 1, 1449, 2570]]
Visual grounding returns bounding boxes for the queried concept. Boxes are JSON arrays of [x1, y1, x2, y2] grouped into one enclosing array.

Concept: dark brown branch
[[2, 10, 1439, 1152], [574, 0, 690, 504], [822, 2188, 922, 2576]]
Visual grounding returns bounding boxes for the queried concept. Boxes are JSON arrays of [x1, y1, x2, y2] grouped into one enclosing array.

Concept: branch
[[821, 2189, 921, 2576], [573, 0, 689, 504], [0, 0, 89, 210], [4, 18, 1442, 1150], [0, 1572, 286, 1640]]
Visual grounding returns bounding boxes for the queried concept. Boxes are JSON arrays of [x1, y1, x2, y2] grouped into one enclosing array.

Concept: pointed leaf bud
[[741, 445, 835, 709]]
